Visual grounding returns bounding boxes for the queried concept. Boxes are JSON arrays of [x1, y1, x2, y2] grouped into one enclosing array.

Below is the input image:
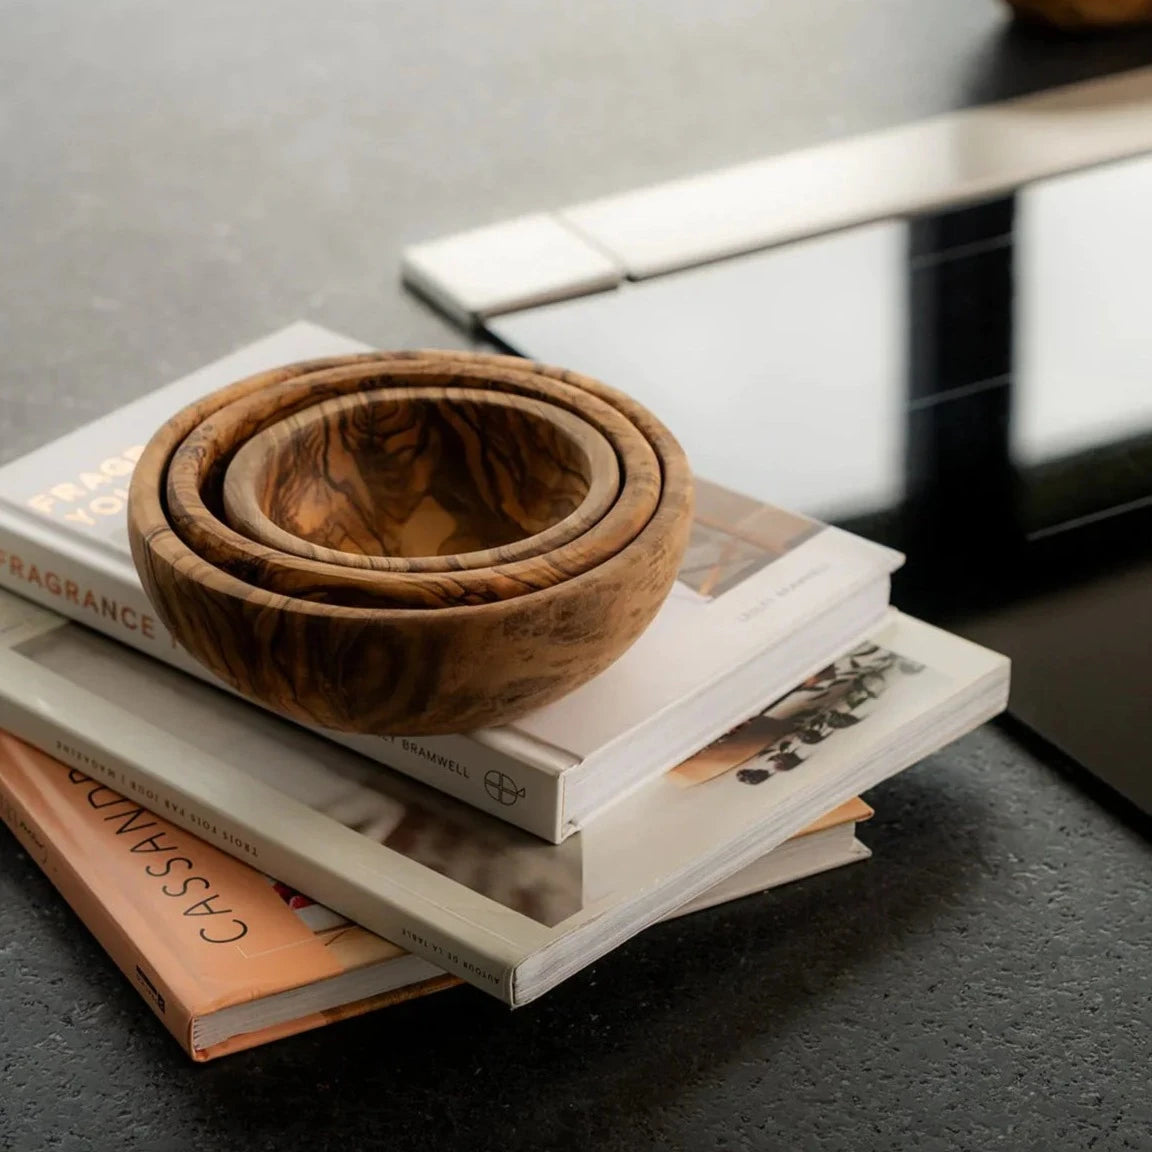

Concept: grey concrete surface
[[2, 2, 1151, 1149]]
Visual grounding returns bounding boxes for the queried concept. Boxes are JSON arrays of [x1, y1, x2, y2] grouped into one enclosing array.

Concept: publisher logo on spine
[[484, 770, 526, 807]]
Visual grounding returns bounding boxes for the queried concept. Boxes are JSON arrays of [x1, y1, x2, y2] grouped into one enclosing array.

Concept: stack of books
[[0, 324, 1010, 1061]]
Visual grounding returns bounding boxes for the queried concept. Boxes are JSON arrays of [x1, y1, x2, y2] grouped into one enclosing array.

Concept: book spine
[[0, 506, 569, 841], [0, 506, 194, 669], [0, 760, 199, 1059], [0, 682, 521, 1004], [336, 733, 565, 843]]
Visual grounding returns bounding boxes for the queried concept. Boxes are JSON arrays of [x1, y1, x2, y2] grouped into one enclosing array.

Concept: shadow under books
[[171, 754, 998, 1146]]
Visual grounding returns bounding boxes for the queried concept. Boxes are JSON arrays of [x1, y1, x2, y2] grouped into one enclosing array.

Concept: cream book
[[0, 733, 872, 1061], [0, 322, 902, 840], [0, 585, 1009, 1006]]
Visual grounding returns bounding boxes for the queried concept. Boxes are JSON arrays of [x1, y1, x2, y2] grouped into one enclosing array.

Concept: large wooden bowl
[[223, 386, 622, 571], [162, 361, 663, 609], [127, 350, 693, 734]]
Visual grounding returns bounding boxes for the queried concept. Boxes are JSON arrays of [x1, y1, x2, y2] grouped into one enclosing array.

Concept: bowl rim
[[128, 350, 693, 627], [152, 356, 674, 610], [222, 383, 623, 574]]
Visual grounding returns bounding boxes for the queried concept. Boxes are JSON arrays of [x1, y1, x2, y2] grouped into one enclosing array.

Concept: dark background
[[2, 2, 1151, 1149]]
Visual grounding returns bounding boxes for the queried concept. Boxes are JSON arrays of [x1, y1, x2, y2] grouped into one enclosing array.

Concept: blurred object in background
[[1006, 0, 1152, 29]]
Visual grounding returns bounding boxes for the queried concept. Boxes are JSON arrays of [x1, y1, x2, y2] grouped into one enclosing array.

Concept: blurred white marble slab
[[560, 66, 1152, 278], [402, 66, 1152, 325], [400, 213, 623, 329]]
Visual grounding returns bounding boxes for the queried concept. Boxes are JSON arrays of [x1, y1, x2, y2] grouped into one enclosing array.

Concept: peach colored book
[[0, 733, 458, 1061]]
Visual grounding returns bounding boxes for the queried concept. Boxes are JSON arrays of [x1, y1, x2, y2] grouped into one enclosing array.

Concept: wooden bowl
[[222, 386, 621, 571], [128, 350, 693, 734], [1003, 0, 1152, 26], [163, 361, 662, 609]]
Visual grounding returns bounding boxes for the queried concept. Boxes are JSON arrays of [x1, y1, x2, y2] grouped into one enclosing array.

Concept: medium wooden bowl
[[222, 386, 621, 571], [128, 350, 693, 734], [163, 362, 662, 609]]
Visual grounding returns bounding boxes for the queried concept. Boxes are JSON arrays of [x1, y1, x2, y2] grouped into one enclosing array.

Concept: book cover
[[0, 731, 870, 1059], [0, 322, 903, 841], [0, 587, 1009, 1005], [0, 732, 456, 1061]]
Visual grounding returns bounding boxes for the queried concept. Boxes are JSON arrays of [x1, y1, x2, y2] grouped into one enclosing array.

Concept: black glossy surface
[[2, 2, 1152, 1149], [493, 171, 1152, 817], [908, 201, 1015, 400], [901, 191, 1152, 817]]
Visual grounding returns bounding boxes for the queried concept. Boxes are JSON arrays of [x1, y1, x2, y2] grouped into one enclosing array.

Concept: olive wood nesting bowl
[[162, 361, 663, 609], [127, 350, 693, 735], [222, 386, 621, 572]]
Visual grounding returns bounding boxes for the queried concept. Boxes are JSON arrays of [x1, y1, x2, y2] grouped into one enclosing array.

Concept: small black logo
[[484, 770, 526, 807], [135, 965, 166, 1014]]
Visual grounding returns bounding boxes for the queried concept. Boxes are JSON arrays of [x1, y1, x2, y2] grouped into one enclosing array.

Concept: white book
[[0, 587, 1010, 1006], [0, 322, 902, 841], [671, 817, 871, 918]]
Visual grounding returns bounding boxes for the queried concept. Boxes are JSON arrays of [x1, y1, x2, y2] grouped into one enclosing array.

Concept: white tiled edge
[[400, 212, 624, 330], [401, 65, 1152, 325], [561, 64, 1152, 278]]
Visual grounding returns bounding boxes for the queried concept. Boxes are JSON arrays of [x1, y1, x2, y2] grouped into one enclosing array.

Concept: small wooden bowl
[[127, 350, 693, 734], [162, 360, 662, 610], [222, 386, 621, 571]]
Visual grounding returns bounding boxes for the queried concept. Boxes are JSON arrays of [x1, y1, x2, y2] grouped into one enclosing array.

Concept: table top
[[2, 3, 1151, 1149]]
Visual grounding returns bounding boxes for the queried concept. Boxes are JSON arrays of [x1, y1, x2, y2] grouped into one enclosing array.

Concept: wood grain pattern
[[223, 386, 620, 570], [127, 350, 693, 735], [162, 360, 662, 609]]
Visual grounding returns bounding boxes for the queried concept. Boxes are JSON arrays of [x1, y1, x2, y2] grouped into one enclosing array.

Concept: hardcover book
[[0, 322, 903, 841], [0, 733, 872, 1060], [0, 586, 1010, 1005]]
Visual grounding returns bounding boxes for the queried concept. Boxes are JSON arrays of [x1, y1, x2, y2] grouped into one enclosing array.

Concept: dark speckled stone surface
[[3, 729, 1150, 1150], [2, 2, 1152, 1149]]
